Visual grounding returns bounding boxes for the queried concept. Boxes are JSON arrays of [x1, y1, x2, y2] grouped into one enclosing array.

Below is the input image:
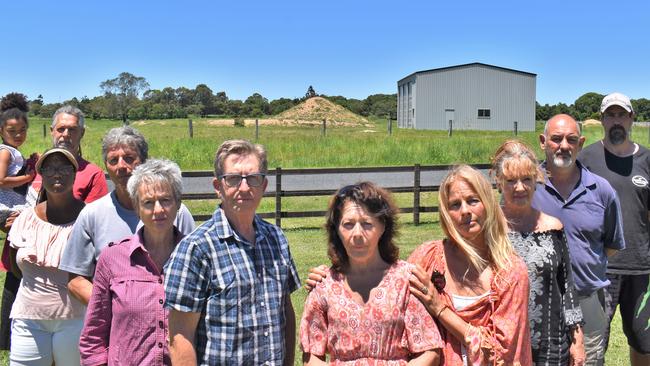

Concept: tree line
[[26, 73, 397, 122], [537, 92, 650, 122], [22, 73, 650, 122]]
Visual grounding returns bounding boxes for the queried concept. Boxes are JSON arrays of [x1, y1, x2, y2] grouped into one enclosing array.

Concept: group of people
[[0, 90, 645, 366]]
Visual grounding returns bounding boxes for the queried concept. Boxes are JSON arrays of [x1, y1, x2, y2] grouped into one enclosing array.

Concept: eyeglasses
[[219, 173, 266, 187], [40, 165, 75, 177]]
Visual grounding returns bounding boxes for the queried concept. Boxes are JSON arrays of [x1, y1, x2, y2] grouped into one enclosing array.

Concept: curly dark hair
[[325, 182, 400, 271], [0, 93, 29, 128]]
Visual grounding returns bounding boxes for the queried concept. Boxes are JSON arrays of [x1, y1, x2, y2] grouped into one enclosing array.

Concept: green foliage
[[100, 72, 150, 124], [632, 98, 650, 121], [574, 92, 604, 120], [538, 92, 650, 122], [233, 117, 245, 127], [243, 93, 270, 116], [269, 98, 298, 115]]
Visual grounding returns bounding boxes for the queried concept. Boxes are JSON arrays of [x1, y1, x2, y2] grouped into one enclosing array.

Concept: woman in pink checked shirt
[[79, 159, 188, 366]]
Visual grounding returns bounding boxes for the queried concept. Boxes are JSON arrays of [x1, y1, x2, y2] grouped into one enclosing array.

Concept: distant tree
[[185, 104, 203, 117], [365, 94, 397, 117], [305, 85, 317, 99], [536, 102, 553, 121], [551, 102, 574, 117], [574, 92, 604, 120], [160, 87, 177, 105], [100, 72, 150, 124], [269, 98, 297, 115], [39, 103, 63, 119], [194, 84, 214, 116], [244, 93, 270, 116], [632, 98, 650, 121], [227, 100, 244, 116], [29, 94, 44, 116], [175, 87, 195, 108]]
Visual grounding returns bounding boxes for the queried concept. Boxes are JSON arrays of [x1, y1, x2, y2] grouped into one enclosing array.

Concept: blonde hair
[[490, 139, 543, 184], [438, 165, 513, 272]]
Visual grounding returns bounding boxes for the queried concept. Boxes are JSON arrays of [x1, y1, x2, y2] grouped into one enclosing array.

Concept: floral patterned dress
[[300, 260, 443, 365], [509, 229, 583, 365], [408, 240, 532, 366]]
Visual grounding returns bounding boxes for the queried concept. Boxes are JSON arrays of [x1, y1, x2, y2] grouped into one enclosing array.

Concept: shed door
[[445, 109, 455, 129]]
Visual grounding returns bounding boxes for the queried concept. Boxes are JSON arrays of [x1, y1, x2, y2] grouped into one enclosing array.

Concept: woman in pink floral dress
[[300, 182, 443, 365]]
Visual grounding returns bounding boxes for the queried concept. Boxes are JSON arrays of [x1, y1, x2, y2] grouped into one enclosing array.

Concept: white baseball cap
[[601, 92, 634, 113]]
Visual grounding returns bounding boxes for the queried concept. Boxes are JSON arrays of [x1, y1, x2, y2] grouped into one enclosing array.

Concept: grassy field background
[[0, 117, 641, 364]]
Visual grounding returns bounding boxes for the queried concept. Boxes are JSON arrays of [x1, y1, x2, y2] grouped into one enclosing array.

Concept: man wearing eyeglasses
[[164, 139, 300, 366], [579, 93, 650, 365]]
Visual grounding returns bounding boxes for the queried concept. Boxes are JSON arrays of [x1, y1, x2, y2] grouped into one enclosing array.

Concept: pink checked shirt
[[79, 229, 181, 366]]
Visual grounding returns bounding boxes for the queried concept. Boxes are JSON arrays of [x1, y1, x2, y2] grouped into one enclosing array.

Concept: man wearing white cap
[[579, 92, 650, 365]]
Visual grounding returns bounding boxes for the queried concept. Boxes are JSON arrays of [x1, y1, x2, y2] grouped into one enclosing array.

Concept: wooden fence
[[177, 163, 492, 228]]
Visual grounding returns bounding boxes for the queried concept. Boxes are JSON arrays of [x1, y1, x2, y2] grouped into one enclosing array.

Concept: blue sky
[[1, 0, 649, 105]]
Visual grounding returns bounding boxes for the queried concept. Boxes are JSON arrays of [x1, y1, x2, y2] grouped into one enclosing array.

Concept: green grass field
[[0, 117, 641, 365]]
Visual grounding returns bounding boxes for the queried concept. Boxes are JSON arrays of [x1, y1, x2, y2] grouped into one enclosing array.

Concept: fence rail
[[170, 163, 492, 227]]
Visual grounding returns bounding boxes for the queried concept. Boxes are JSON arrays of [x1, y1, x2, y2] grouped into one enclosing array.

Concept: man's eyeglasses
[[40, 166, 75, 177], [219, 173, 266, 187]]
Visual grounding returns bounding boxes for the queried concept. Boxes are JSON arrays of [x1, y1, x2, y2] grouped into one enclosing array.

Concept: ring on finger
[[421, 286, 428, 295]]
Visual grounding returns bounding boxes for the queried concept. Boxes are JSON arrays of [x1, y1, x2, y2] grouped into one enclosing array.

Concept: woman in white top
[[7, 148, 85, 366]]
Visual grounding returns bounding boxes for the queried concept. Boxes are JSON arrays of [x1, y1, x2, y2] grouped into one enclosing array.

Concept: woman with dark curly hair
[[300, 182, 442, 365]]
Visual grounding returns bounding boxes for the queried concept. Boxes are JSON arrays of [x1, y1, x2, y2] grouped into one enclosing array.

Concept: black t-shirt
[[579, 142, 650, 274]]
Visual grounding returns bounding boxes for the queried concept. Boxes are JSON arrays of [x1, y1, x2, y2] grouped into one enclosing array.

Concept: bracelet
[[435, 305, 448, 318]]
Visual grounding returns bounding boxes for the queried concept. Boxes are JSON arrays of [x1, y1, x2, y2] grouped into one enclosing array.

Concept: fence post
[[188, 119, 193, 138], [513, 121, 518, 136], [42, 123, 46, 138], [387, 116, 392, 135], [275, 167, 282, 228], [448, 120, 453, 137], [413, 164, 421, 225], [322, 119, 327, 137], [255, 119, 259, 141]]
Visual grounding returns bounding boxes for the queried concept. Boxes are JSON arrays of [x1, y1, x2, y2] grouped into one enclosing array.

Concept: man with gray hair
[[164, 139, 300, 365], [533, 114, 625, 365], [27, 105, 108, 204], [59, 126, 195, 305], [579, 93, 650, 365]]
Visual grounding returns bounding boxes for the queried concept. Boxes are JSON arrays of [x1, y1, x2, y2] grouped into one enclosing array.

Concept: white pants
[[10, 318, 83, 366]]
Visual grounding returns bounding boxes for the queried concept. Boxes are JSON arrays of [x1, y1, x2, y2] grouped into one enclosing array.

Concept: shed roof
[[397, 62, 536, 84]]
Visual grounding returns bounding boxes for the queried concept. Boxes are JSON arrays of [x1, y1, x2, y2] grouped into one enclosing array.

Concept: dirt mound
[[275, 97, 369, 125], [583, 119, 602, 126]]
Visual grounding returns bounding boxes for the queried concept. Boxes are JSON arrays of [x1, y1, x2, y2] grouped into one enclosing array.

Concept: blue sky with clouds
[[1, 0, 648, 105]]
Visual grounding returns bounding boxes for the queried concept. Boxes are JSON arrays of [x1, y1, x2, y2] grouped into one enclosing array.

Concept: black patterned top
[[509, 229, 584, 365]]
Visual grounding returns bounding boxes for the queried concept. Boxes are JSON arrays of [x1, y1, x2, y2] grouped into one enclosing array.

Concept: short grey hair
[[214, 139, 267, 177], [52, 105, 85, 129], [127, 158, 183, 209], [101, 126, 149, 162]]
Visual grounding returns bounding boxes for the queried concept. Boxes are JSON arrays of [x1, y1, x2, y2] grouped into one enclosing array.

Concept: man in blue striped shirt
[[164, 140, 300, 365]]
